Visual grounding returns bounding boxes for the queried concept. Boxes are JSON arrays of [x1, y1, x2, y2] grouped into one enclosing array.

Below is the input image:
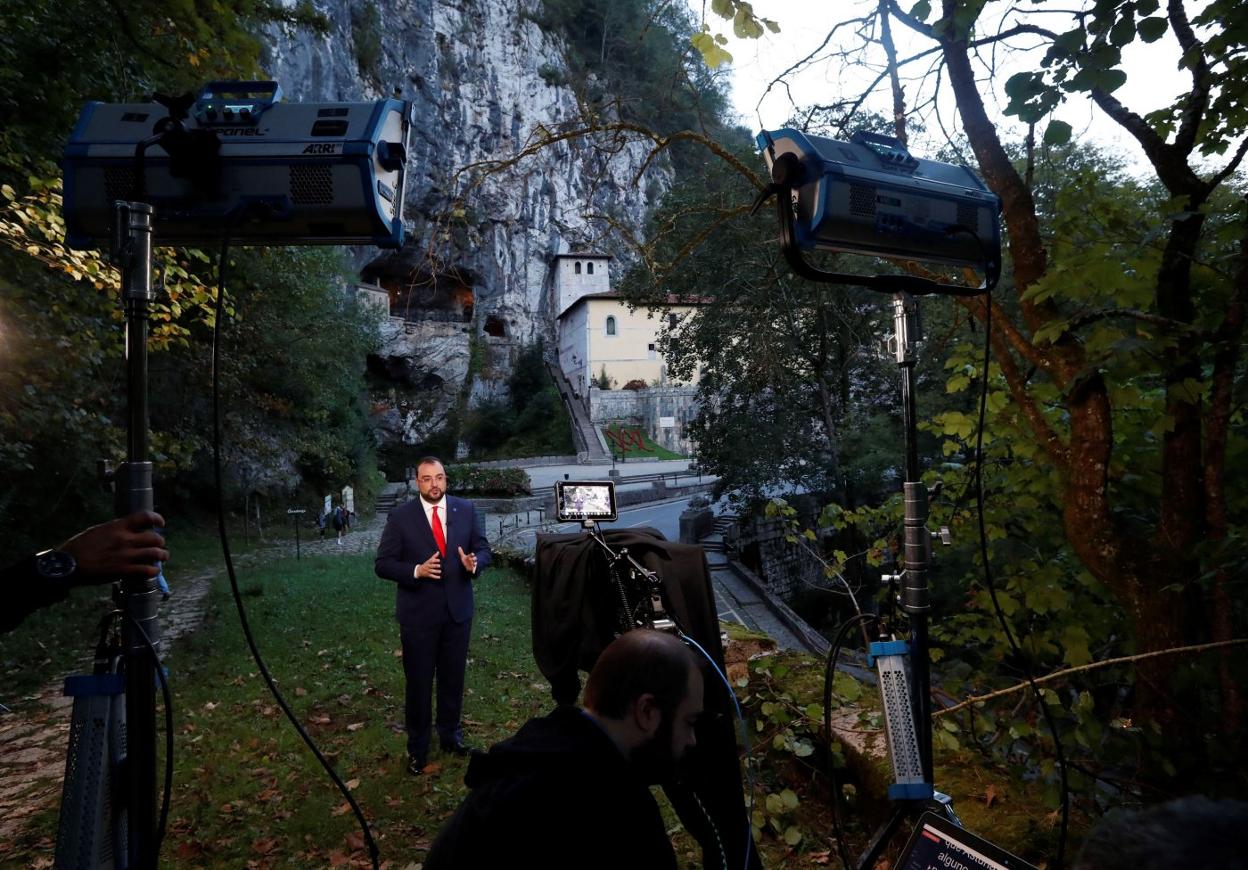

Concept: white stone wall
[[555, 255, 611, 316], [584, 298, 698, 389], [589, 385, 700, 454], [355, 282, 389, 315], [558, 303, 590, 397]]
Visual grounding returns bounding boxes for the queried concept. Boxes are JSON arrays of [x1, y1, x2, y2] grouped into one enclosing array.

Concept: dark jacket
[[530, 528, 761, 870], [374, 495, 490, 627], [425, 705, 678, 870]]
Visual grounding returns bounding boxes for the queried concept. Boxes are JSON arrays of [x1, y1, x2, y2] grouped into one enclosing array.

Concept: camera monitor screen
[[555, 481, 618, 523], [897, 812, 1037, 870]]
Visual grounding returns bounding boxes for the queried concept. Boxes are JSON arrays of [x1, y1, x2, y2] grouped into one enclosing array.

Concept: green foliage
[[617, 135, 901, 506], [593, 365, 614, 390], [350, 2, 383, 82], [0, 0, 326, 184], [533, 0, 730, 168], [690, 0, 779, 69], [213, 247, 382, 496], [443, 464, 533, 497], [0, 1, 386, 556], [998, 0, 1246, 155], [0, 177, 231, 554], [537, 63, 567, 87], [0, 179, 381, 557], [738, 653, 863, 850], [461, 341, 574, 459]]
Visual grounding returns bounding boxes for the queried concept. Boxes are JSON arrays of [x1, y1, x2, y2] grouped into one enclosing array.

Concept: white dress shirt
[[414, 496, 448, 578]]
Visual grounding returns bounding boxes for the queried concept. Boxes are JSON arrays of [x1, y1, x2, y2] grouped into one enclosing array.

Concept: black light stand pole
[[113, 200, 161, 870], [892, 293, 935, 784]]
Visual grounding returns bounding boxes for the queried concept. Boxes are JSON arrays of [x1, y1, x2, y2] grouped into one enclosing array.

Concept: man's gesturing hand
[[416, 553, 442, 580], [458, 546, 479, 575]]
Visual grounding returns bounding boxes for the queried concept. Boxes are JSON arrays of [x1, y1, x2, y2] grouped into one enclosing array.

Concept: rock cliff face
[[262, 0, 669, 450]]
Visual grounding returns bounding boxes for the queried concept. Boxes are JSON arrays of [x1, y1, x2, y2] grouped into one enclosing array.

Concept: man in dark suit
[[375, 457, 491, 775]]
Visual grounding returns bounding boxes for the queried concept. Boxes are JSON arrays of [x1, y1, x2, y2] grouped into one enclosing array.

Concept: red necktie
[[432, 505, 446, 557]]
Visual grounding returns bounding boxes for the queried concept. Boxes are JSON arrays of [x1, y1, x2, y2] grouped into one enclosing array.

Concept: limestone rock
[[262, 0, 671, 448]]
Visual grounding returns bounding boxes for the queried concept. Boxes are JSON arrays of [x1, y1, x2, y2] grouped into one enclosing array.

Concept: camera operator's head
[[415, 456, 447, 505], [582, 629, 703, 784], [1073, 795, 1247, 869]]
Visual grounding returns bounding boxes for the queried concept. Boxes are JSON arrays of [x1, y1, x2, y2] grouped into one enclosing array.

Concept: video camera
[[62, 81, 412, 248]]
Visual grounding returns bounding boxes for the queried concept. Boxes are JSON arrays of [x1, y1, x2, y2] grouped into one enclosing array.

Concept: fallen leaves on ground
[[251, 837, 279, 855]]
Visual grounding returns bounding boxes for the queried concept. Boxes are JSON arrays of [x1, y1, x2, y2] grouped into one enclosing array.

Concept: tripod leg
[[856, 805, 910, 870]]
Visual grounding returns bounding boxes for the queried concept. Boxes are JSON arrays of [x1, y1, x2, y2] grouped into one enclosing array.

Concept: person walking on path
[[332, 504, 345, 545], [374, 457, 491, 775]]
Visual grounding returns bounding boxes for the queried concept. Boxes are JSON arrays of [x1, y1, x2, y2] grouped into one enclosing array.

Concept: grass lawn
[[601, 423, 686, 460], [3, 531, 1067, 868], [5, 551, 556, 867]]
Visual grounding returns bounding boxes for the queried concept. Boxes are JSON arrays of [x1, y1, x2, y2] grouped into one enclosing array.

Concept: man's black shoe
[[407, 756, 426, 775], [441, 742, 471, 757]]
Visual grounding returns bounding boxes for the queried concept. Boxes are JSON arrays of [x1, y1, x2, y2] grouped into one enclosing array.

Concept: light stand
[[113, 200, 162, 870], [752, 162, 993, 868], [55, 201, 161, 870], [851, 294, 961, 870]]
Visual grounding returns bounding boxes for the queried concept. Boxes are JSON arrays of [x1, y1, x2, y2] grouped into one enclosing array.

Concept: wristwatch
[[34, 549, 77, 580]]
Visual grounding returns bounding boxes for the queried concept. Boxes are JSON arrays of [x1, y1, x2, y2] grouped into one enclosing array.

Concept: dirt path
[[0, 517, 384, 855]]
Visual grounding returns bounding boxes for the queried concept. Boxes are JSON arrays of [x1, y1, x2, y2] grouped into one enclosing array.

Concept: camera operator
[[425, 629, 704, 870], [1073, 795, 1248, 869], [2, 509, 169, 633]]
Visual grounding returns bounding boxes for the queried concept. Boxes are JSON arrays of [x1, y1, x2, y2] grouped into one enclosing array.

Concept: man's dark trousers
[[375, 495, 491, 763]]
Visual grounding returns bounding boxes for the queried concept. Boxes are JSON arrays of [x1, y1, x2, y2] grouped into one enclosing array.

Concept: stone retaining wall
[[733, 516, 825, 600]]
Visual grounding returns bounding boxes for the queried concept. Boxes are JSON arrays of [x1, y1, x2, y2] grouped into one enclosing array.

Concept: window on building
[[606, 315, 617, 336], [668, 313, 678, 330], [648, 342, 657, 360], [587, 262, 594, 275], [575, 261, 582, 274]]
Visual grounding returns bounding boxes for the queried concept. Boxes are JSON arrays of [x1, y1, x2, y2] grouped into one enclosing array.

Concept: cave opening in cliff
[[484, 315, 507, 338], [361, 259, 475, 324]]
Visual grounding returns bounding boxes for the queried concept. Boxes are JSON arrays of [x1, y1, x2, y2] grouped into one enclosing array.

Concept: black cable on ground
[[823, 611, 878, 870], [211, 240, 380, 869], [973, 293, 1068, 867]]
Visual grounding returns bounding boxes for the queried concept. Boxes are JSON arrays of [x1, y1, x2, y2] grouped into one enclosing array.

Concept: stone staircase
[[699, 514, 738, 553], [546, 359, 609, 461], [374, 482, 407, 515]]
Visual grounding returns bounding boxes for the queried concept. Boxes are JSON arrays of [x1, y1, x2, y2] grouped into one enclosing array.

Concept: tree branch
[[1091, 87, 1204, 196], [1063, 306, 1201, 335], [933, 638, 1248, 718], [1167, 0, 1213, 156]]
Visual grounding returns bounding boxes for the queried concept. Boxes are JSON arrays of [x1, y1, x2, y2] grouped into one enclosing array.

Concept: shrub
[[622, 378, 647, 391], [350, 2, 382, 81], [445, 464, 532, 497]]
